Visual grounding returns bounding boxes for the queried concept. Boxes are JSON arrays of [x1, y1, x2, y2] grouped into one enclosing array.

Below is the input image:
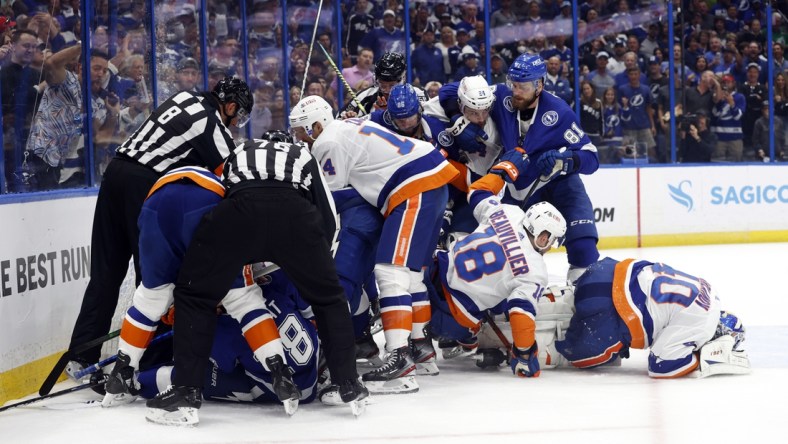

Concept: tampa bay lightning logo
[[504, 96, 513, 112], [383, 110, 393, 126], [438, 130, 454, 147], [605, 114, 620, 128], [541, 110, 559, 126], [668, 180, 693, 212], [630, 94, 645, 107]]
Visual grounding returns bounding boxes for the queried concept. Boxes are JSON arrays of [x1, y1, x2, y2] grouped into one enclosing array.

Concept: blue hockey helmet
[[507, 53, 547, 83], [386, 84, 421, 120], [715, 311, 746, 351]]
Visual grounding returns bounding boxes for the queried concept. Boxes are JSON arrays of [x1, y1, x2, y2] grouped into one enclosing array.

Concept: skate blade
[[441, 347, 476, 360], [350, 399, 366, 417], [145, 407, 199, 427], [363, 376, 419, 395], [283, 398, 299, 416], [416, 361, 440, 376], [356, 356, 384, 368], [101, 391, 138, 408]]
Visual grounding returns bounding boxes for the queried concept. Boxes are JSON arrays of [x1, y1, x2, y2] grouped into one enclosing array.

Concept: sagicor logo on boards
[[668, 180, 693, 211]]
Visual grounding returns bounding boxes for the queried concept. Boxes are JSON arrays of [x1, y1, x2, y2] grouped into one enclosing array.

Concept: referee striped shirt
[[116, 91, 235, 174], [224, 139, 339, 246]]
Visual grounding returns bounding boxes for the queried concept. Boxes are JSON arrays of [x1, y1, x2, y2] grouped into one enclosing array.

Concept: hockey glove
[[510, 344, 541, 378], [449, 115, 488, 154], [491, 147, 529, 183], [535, 148, 576, 181]]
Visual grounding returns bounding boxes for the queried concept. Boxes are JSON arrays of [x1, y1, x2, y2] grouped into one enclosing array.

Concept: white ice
[[2, 243, 787, 444]]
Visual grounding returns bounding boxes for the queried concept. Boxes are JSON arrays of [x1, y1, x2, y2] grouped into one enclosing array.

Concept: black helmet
[[261, 130, 293, 143], [213, 76, 253, 127], [374, 52, 406, 82]]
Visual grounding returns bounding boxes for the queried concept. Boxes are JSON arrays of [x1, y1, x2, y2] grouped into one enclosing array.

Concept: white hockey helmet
[[457, 75, 495, 111], [523, 201, 567, 251], [288, 95, 335, 138]]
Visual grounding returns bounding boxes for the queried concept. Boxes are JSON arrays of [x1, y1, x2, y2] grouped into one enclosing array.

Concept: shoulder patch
[[504, 96, 514, 112], [541, 110, 559, 126], [383, 111, 393, 126], [438, 130, 454, 147]]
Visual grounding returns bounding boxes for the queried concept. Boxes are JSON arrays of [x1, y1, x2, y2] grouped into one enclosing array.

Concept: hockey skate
[[266, 355, 301, 416], [411, 338, 439, 376], [102, 351, 140, 407], [318, 378, 371, 416], [145, 386, 202, 427], [65, 358, 91, 383], [362, 345, 419, 395], [355, 328, 383, 367]]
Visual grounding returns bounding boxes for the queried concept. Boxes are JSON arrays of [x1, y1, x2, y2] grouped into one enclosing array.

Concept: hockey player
[[555, 257, 751, 378], [67, 77, 252, 374], [145, 134, 367, 425], [489, 53, 601, 284], [339, 52, 426, 118], [289, 96, 459, 394], [369, 84, 453, 152], [136, 269, 321, 406], [102, 145, 302, 417], [435, 172, 567, 378]]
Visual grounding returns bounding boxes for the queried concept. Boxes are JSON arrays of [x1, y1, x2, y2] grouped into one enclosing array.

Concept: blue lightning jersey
[[488, 85, 599, 199], [138, 270, 319, 403]]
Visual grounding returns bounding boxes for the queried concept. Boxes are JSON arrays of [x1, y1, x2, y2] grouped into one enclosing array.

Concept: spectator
[[455, 1, 479, 35], [1, 29, 44, 192], [710, 74, 746, 162], [448, 28, 476, 79], [359, 9, 405, 62], [250, 81, 275, 138], [578, 80, 603, 146], [614, 52, 647, 88], [118, 85, 149, 142], [490, 53, 508, 84], [740, 63, 766, 148], [424, 80, 442, 99], [601, 86, 623, 162], [435, 26, 458, 80], [619, 67, 657, 162], [543, 55, 572, 105], [26, 46, 119, 190], [412, 27, 445, 85], [587, 51, 616, 98], [685, 70, 716, 117], [752, 102, 785, 161], [679, 114, 717, 163], [339, 47, 374, 92], [454, 50, 483, 80], [248, 10, 279, 50], [345, 0, 375, 61], [766, 42, 788, 81], [705, 36, 724, 71], [640, 23, 660, 59], [160, 56, 200, 100], [491, 0, 518, 29]]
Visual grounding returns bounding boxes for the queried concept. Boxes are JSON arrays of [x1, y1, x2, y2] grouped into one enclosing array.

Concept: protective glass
[[506, 78, 539, 94]]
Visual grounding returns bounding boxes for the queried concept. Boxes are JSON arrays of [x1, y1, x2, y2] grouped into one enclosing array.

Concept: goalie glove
[[510, 344, 541, 378], [535, 148, 577, 181], [490, 147, 528, 183], [449, 115, 488, 154]]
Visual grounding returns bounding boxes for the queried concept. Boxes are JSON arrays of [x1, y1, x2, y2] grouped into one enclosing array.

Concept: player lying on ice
[[553, 257, 751, 378]]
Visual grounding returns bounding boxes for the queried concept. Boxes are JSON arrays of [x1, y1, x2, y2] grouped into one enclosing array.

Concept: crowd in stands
[[1, 0, 787, 193]]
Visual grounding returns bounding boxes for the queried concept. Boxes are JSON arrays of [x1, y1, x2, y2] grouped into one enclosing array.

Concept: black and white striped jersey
[[223, 139, 338, 244], [116, 91, 235, 173]]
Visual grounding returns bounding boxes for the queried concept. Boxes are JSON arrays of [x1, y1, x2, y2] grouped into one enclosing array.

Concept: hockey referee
[[145, 138, 368, 425], [67, 77, 253, 371]]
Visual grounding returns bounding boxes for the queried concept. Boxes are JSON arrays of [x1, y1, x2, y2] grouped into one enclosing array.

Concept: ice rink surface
[[2, 243, 787, 444]]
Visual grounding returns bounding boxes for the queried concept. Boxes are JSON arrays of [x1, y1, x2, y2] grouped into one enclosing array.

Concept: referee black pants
[[68, 157, 159, 362], [172, 187, 358, 387]]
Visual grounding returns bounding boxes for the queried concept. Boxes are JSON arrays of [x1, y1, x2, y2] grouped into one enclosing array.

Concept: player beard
[[512, 94, 538, 111]]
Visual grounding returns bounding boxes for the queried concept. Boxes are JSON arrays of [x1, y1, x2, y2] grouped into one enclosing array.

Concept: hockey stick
[[317, 42, 367, 114], [2, 374, 108, 413], [483, 312, 512, 352], [300, 0, 325, 101], [72, 329, 175, 380], [38, 329, 121, 396]]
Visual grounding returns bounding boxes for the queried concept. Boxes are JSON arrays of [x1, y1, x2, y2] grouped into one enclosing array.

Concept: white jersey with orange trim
[[440, 174, 547, 349], [311, 118, 458, 216]]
